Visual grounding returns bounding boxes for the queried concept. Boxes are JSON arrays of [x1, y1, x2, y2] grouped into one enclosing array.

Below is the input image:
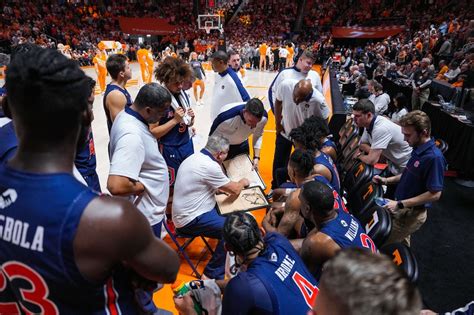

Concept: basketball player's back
[[0, 167, 139, 314]]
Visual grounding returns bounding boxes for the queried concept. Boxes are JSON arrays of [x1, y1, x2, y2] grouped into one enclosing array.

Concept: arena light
[[146, 34, 151, 37]]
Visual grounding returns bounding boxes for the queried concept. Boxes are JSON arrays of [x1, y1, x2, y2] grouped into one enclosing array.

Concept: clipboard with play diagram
[[222, 154, 266, 190], [215, 186, 269, 215]]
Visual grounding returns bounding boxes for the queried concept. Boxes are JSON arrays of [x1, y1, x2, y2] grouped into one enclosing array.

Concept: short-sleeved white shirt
[[269, 67, 323, 108], [360, 115, 412, 174], [109, 109, 169, 226], [276, 78, 324, 138], [368, 92, 390, 114], [172, 151, 231, 228], [297, 87, 330, 120], [279, 48, 289, 58], [391, 108, 408, 124]]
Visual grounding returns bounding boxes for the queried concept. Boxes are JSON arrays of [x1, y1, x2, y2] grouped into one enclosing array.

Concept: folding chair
[[434, 138, 449, 154], [347, 181, 383, 223], [338, 120, 358, 154], [338, 117, 354, 139], [360, 205, 392, 248], [343, 161, 374, 197], [380, 242, 419, 283], [163, 220, 215, 279]]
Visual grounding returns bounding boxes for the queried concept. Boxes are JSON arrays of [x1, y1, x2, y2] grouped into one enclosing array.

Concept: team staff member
[[107, 83, 174, 314], [93, 46, 107, 93], [353, 99, 412, 197], [1, 47, 179, 314], [103, 54, 133, 133], [268, 49, 323, 113], [373, 110, 446, 246], [189, 52, 206, 106], [172, 136, 250, 280], [108, 84, 172, 236], [209, 98, 267, 166], [210, 50, 250, 120], [228, 50, 245, 81], [272, 78, 328, 189]]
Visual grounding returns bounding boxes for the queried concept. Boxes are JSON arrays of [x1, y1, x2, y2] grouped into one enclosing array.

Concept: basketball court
[[83, 62, 277, 313]]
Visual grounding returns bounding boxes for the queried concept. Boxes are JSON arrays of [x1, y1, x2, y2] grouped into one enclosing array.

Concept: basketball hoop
[[205, 26, 211, 34]]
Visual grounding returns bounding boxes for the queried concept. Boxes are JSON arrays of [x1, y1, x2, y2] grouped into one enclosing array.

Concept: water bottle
[[437, 94, 445, 104], [171, 281, 203, 314], [374, 197, 388, 207]]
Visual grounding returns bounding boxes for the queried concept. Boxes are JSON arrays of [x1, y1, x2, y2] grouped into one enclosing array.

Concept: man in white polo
[[107, 83, 172, 314], [271, 78, 329, 189], [172, 135, 250, 279], [108, 83, 172, 236], [210, 50, 250, 120], [268, 49, 323, 113], [209, 98, 268, 169], [352, 99, 412, 198]]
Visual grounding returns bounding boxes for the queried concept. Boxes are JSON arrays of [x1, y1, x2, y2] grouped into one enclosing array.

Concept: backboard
[[198, 14, 223, 33]]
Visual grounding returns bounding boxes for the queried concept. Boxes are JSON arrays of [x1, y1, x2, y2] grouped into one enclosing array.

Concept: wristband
[[254, 156, 260, 160]]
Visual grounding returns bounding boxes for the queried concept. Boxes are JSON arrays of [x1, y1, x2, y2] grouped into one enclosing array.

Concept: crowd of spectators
[[0, 0, 472, 75]]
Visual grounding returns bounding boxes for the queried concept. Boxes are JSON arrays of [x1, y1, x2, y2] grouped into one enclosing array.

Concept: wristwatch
[[397, 201, 405, 209]]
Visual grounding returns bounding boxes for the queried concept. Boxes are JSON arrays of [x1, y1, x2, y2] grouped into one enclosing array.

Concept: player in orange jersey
[[93, 47, 107, 93], [259, 42, 268, 71], [136, 44, 149, 84], [146, 45, 154, 83], [286, 42, 295, 68]]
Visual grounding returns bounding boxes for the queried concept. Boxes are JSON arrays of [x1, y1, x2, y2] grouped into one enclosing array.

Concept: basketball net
[[205, 26, 211, 34]]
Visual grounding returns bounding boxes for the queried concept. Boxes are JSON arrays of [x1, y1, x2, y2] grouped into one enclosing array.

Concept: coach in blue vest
[[373, 110, 446, 246]]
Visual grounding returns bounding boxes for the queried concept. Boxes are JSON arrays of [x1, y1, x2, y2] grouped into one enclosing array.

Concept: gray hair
[[205, 135, 230, 154], [319, 249, 422, 315], [421, 58, 431, 64]]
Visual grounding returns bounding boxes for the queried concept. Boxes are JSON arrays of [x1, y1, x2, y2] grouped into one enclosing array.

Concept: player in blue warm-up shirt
[[222, 213, 320, 315], [0, 47, 179, 314], [265, 149, 347, 239], [299, 181, 377, 278], [103, 54, 133, 133]]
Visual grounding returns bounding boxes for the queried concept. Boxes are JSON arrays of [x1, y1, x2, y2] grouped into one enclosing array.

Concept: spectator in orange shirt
[[436, 60, 449, 79]]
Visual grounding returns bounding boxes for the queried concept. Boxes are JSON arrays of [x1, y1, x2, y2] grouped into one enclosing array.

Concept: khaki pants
[[411, 88, 430, 111], [386, 207, 427, 246]]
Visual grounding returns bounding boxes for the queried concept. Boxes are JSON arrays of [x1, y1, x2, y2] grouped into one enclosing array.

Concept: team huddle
[[0, 41, 445, 315]]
